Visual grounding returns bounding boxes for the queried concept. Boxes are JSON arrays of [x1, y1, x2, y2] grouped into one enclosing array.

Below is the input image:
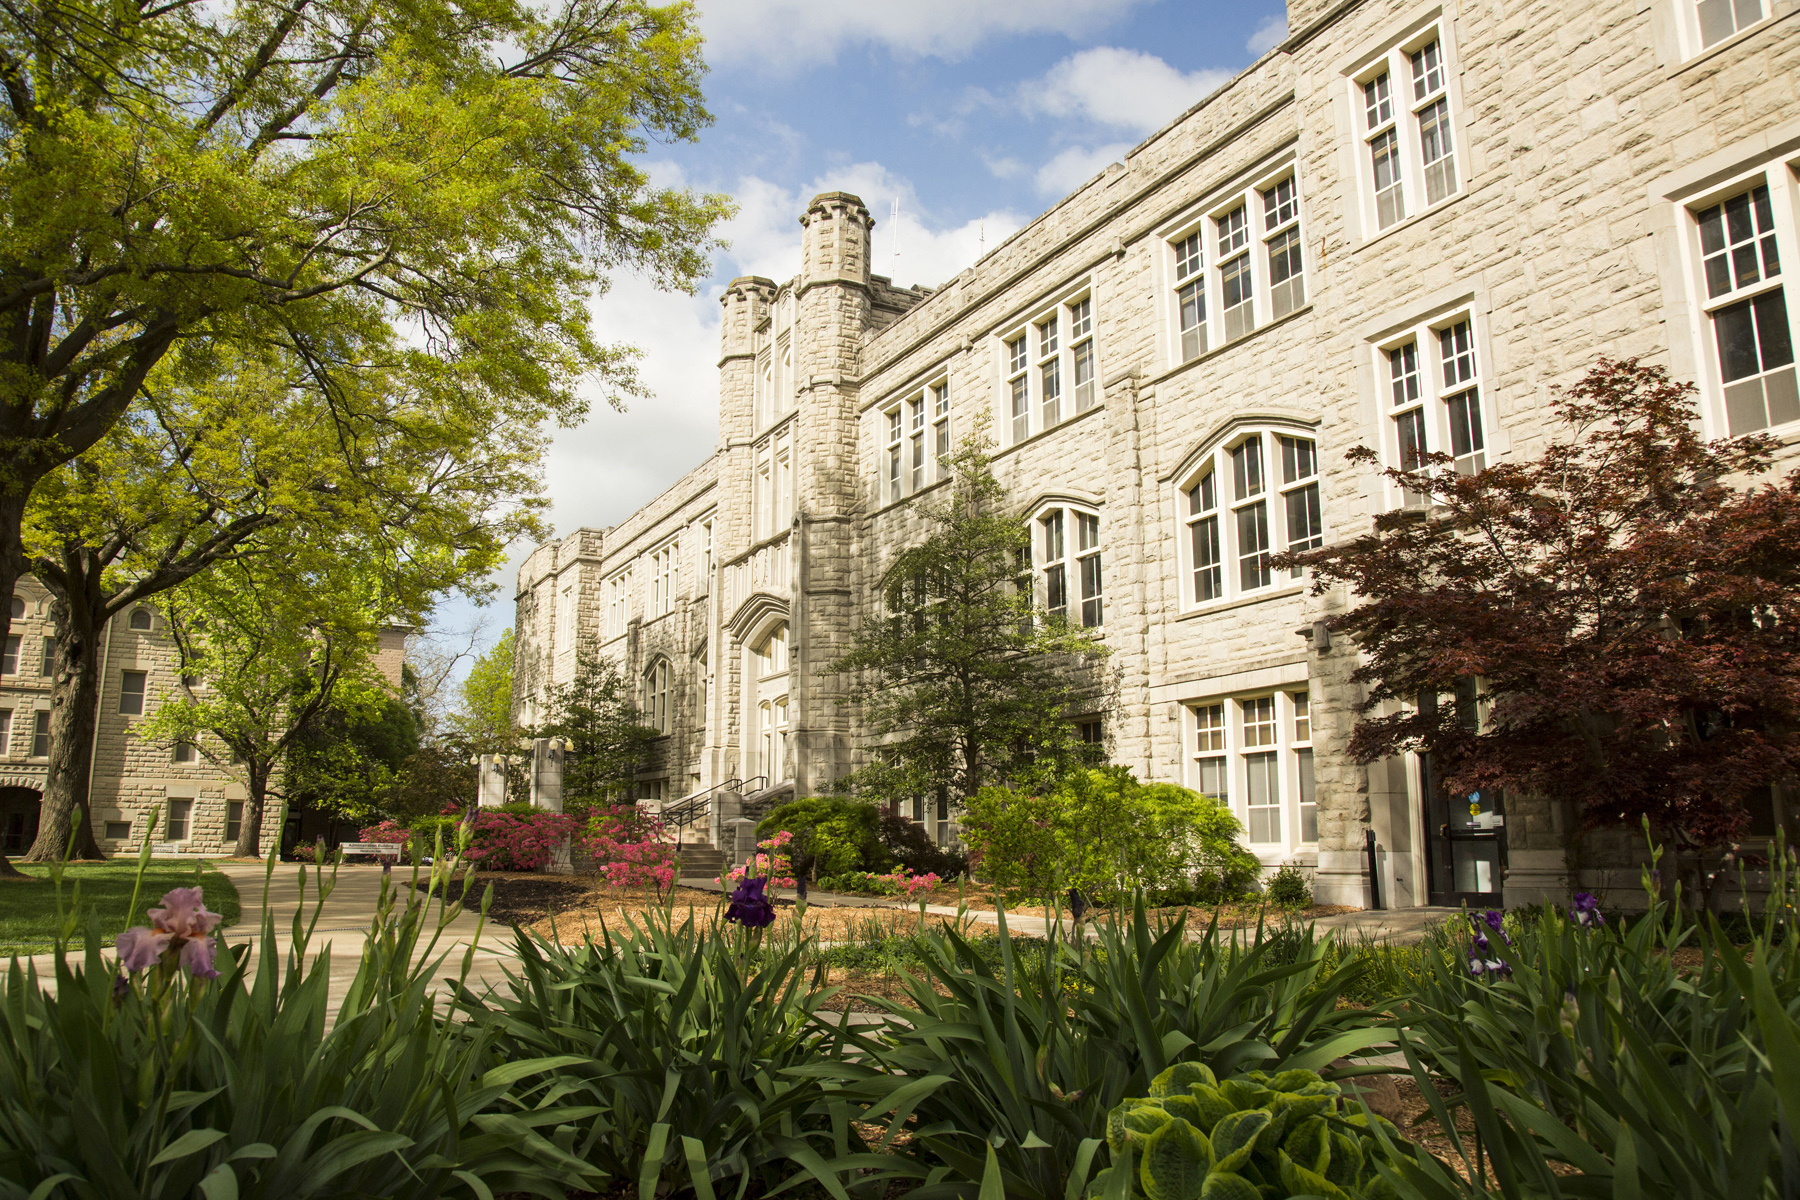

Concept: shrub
[[877, 807, 966, 877], [581, 803, 677, 890], [819, 866, 942, 899], [1265, 862, 1314, 909], [960, 767, 1262, 902], [756, 796, 891, 880], [1095, 1064, 1421, 1199], [465, 809, 579, 871]]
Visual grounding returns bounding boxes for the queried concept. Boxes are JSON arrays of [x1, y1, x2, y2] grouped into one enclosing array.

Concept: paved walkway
[[7, 865, 1459, 1022]]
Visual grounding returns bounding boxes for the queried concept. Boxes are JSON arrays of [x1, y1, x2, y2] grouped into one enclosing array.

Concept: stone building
[[0, 577, 408, 858], [513, 0, 1800, 908]]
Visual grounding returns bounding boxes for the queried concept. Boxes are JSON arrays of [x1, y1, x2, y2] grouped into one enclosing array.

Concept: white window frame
[[1176, 427, 1323, 608], [0, 709, 12, 755], [1351, 24, 1465, 236], [700, 518, 714, 579], [754, 622, 788, 679], [754, 426, 793, 538], [30, 710, 49, 757], [996, 287, 1099, 443], [648, 540, 679, 619], [1373, 310, 1494, 505], [1681, 161, 1800, 439], [1034, 503, 1104, 628], [556, 584, 576, 649], [605, 569, 633, 640], [879, 377, 952, 504], [1677, 0, 1771, 56], [1165, 168, 1307, 365], [1187, 689, 1316, 854], [643, 659, 671, 734], [119, 669, 147, 716]]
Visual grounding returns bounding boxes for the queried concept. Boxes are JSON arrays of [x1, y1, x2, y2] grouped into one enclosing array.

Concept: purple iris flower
[[117, 886, 222, 979], [1571, 892, 1605, 928], [725, 875, 776, 929], [1480, 910, 1513, 946]]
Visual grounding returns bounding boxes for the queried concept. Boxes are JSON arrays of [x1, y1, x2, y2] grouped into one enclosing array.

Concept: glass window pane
[[1238, 502, 1271, 590]]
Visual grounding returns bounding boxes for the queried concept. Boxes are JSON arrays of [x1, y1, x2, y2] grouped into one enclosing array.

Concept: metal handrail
[[663, 775, 769, 845]]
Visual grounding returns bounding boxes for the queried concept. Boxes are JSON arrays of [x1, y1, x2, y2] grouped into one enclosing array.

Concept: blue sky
[[432, 0, 1289, 676]]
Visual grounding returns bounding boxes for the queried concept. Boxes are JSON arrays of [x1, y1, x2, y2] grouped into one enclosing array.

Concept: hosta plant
[[1095, 1063, 1409, 1200]]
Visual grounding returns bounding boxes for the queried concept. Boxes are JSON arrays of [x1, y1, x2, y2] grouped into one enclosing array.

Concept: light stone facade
[[514, 0, 1800, 907], [0, 578, 409, 858]]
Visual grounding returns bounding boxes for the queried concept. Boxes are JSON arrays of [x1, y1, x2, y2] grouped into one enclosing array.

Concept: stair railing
[[663, 775, 769, 848]]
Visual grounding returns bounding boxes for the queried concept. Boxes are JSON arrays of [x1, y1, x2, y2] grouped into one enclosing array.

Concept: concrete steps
[[675, 843, 725, 881]]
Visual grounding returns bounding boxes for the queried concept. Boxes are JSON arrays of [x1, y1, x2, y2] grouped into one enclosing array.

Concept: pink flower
[[118, 887, 223, 979]]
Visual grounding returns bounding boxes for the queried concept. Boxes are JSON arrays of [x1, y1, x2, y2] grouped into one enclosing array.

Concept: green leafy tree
[[830, 429, 1109, 809], [285, 695, 423, 826], [455, 630, 518, 754], [534, 654, 659, 815], [18, 340, 548, 863], [141, 561, 396, 857], [0, 0, 729, 673]]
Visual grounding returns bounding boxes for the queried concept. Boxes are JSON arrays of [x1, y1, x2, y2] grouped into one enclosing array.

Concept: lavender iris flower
[[725, 875, 776, 928], [117, 886, 223, 979], [1571, 891, 1605, 928]]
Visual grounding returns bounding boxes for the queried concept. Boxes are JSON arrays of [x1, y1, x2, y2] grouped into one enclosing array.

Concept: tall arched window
[[643, 659, 671, 733], [1034, 504, 1103, 627], [1179, 428, 1321, 607]]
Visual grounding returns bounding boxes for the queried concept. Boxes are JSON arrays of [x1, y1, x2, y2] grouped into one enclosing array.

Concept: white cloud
[[1016, 46, 1233, 134], [1034, 142, 1132, 195], [696, 0, 1151, 69], [1246, 14, 1287, 56]]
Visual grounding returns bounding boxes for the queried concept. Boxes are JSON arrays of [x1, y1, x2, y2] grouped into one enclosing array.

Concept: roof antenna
[[889, 197, 901, 278]]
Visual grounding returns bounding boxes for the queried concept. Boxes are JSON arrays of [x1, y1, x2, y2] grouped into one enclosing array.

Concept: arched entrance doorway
[[0, 785, 41, 854]]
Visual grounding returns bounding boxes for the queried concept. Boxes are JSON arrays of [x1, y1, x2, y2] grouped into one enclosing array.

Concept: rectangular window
[[31, 711, 49, 757], [1695, 0, 1765, 48], [886, 408, 903, 503], [701, 519, 714, 578], [1378, 313, 1494, 504], [1042, 510, 1067, 619], [40, 637, 57, 678], [119, 670, 146, 716], [0, 709, 10, 753], [1696, 182, 1797, 436], [166, 798, 191, 842], [1195, 703, 1227, 802], [105, 821, 131, 840], [1070, 297, 1097, 413], [1263, 178, 1304, 319], [1236, 503, 1271, 591], [1358, 31, 1462, 233], [173, 739, 197, 764], [1008, 335, 1029, 443], [225, 801, 244, 843], [1245, 752, 1280, 843], [1038, 313, 1062, 429], [1175, 232, 1207, 361], [910, 398, 926, 493], [1280, 435, 1323, 573], [1186, 470, 1223, 602], [1076, 512, 1103, 627], [932, 382, 951, 466], [1293, 690, 1315, 844], [1, 635, 16, 675], [1218, 205, 1254, 342]]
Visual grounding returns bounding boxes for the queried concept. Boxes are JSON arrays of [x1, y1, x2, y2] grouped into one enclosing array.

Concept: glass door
[[1420, 752, 1506, 906]]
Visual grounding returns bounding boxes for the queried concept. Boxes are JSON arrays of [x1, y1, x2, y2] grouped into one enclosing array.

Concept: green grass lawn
[[0, 861, 242, 957]]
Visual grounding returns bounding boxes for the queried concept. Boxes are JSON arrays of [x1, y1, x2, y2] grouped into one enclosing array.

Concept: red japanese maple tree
[[1277, 358, 1800, 854]]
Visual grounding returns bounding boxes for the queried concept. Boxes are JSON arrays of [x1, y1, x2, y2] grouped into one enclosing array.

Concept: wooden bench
[[338, 842, 406, 862]]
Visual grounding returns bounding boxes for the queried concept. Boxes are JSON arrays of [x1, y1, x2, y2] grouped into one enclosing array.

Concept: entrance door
[[0, 786, 41, 854], [1420, 753, 1506, 907]]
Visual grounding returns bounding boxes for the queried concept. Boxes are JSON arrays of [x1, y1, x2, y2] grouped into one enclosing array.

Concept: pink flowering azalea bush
[[582, 803, 679, 891], [466, 809, 579, 871], [358, 818, 413, 845], [719, 829, 797, 890], [117, 886, 224, 981]]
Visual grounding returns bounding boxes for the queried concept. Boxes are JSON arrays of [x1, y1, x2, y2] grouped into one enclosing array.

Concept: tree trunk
[[22, 588, 105, 861], [0, 499, 31, 878], [235, 762, 270, 858]]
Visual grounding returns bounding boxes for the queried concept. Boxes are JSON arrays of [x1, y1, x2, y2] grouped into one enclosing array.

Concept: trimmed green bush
[[756, 796, 891, 880], [959, 767, 1262, 902], [1265, 862, 1313, 909]]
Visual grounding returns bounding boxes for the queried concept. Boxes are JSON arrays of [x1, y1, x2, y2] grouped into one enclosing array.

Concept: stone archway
[[0, 786, 41, 855]]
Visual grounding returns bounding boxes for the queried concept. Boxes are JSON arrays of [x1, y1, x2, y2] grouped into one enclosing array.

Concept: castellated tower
[[790, 193, 874, 794]]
